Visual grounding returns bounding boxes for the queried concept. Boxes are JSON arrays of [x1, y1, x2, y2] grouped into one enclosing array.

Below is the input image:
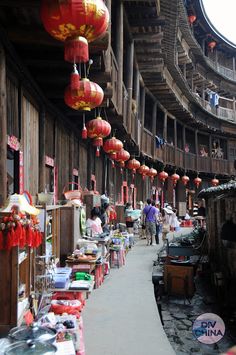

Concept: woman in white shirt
[[86, 207, 103, 237]]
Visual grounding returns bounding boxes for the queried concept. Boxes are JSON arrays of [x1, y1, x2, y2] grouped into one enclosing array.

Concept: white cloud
[[202, 0, 236, 44]]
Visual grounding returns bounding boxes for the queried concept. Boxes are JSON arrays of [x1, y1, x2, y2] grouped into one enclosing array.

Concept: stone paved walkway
[[82, 239, 175, 355]]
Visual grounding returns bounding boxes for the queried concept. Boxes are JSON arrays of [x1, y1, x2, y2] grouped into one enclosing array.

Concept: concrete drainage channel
[[152, 260, 235, 354]]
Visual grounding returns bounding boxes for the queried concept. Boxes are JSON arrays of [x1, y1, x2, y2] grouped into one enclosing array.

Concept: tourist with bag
[[161, 205, 173, 242], [143, 199, 159, 246]]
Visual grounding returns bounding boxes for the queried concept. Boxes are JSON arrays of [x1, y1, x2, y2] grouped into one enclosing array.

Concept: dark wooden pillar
[[152, 102, 157, 156], [0, 43, 7, 206], [209, 134, 213, 172], [104, 0, 111, 71], [115, 0, 124, 114], [195, 130, 199, 171], [174, 119, 177, 163], [126, 40, 134, 134], [163, 112, 167, 140], [182, 125, 186, 168], [133, 67, 140, 110], [140, 86, 146, 151], [38, 108, 46, 193], [233, 57, 235, 80]]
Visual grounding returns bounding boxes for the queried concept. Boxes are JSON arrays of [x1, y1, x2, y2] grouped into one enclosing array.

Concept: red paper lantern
[[147, 168, 157, 182], [115, 149, 130, 166], [87, 116, 111, 140], [104, 137, 123, 168], [127, 158, 141, 176], [211, 178, 219, 187], [40, 0, 109, 42], [138, 164, 150, 180], [64, 78, 104, 111], [103, 137, 123, 154], [208, 40, 217, 52], [171, 173, 180, 187], [188, 15, 196, 25], [194, 177, 202, 188], [159, 171, 168, 183], [64, 36, 89, 63], [182, 175, 190, 186]]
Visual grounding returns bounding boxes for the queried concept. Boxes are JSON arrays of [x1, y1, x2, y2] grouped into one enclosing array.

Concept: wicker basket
[[63, 182, 82, 201]]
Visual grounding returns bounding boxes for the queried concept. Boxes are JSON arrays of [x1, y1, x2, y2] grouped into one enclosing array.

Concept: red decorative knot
[[194, 177, 202, 188], [159, 171, 168, 183], [115, 149, 130, 168], [93, 137, 103, 158], [147, 168, 157, 182], [211, 178, 219, 187], [81, 125, 87, 139], [41, 0, 109, 63], [171, 173, 180, 186], [64, 79, 104, 111], [182, 175, 190, 186]]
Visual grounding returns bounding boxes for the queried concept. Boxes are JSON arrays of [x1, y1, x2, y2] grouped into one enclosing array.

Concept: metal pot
[[8, 323, 57, 344], [4, 340, 57, 355]]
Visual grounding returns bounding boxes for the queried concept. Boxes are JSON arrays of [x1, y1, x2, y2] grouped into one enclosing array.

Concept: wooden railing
[[205, 57, 235, 81], [110, 49, 119, 113], [141, 129, 153, 157], [212, 159, 229, 175], [198, 97, 236, 123], [229, 161, 236, 176], [185, 152, 197, 171], [198, 156, 211, 173], [122, 82, 128, 129], [165, 144, 175, 165], [175, 148, 184, 169]]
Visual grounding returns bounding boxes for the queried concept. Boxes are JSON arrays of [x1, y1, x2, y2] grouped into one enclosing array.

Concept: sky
[[202, 0, 236, 45]]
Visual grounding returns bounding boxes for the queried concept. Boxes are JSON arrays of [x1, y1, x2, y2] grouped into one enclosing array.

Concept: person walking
[[152, 201, 160, 244], [161, 205, 174, 243], [143, 199, 158, 246]]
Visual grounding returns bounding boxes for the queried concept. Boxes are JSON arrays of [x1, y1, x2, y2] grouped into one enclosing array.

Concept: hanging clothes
[[210, 92, 219, 107]]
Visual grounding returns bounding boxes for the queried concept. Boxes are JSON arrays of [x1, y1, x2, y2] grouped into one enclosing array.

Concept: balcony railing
[[165, 144, 175, 165], [197, 97, 236, 123], [185, 152, 197, 171], [212, 158, 229, 175], [198, 156, 211, 173], [141, 129, 153, 157], [205, 57, 235, 81], [110, 49, 119, 113], [176, 148, 184, 169]]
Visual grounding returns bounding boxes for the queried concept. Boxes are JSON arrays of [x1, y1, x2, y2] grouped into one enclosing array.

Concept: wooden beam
[[128, 16, 165, 27], [38, 108, 46, 193], [115, 0, 124, 114], [125, 6, 157, 17], [132, 32, 163, 41], [0, 43, 7, 206]]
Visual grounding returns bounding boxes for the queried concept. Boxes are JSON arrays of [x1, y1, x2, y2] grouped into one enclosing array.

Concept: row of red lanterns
[[188, 14, 217, 52], [41, 0, 109, 119]]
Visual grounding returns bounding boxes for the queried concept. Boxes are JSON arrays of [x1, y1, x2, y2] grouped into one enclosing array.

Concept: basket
[[38, 192, 54, 205], [63, 182, 82, 201]]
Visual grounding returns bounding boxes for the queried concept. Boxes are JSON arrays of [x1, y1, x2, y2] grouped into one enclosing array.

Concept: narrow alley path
[[82, 239, 175, 355]]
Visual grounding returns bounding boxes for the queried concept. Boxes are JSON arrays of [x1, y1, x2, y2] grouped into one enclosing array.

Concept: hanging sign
[[45, 155, 54, 167], [19, 151, 24, 194], [7, 135, 20, 151]]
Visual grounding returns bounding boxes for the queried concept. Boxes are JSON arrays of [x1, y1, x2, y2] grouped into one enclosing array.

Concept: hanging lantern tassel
[[70, 64, 80, 91], [120, 168, 123, 174], [112, 160, 115, 168], [96, 146, 100, 157], [82, 114, 87, 139]]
